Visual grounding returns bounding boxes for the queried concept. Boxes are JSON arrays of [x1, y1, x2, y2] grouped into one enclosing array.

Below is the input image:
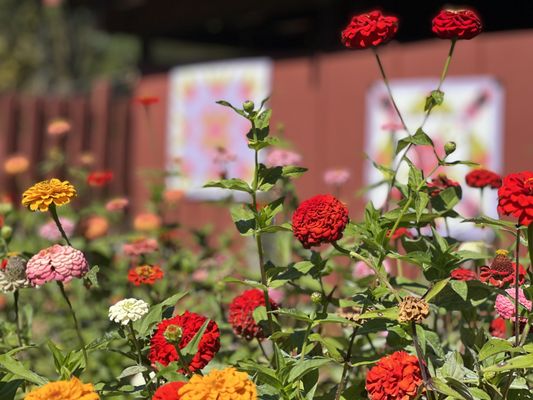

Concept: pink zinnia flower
[[105, 197, 129, 212], [39, 218, 75, 241], [26, 245, 89, 285], [323, 168, 350, 186], [123, 238, 159, 257], [353, 260, 391, 279], [266, 149, 302, 167], [495, 288, 532, 322]]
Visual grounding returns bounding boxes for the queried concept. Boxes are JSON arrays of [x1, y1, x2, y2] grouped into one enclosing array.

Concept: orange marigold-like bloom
[[25, 377, 99, 400], [22, 179, 76, 212], [4, 154, 30, 175], [136, 96, 159, 106], [47, 118, 71, 137], [366, 351, 422, 400], [134, 212, 162, 231], [178, 368, 256, 400], [128, 265, 164, 286], [82, 215, 109, 240]]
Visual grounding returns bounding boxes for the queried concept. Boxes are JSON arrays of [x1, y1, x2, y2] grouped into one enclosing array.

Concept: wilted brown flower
[[398, 296, 429, 324]]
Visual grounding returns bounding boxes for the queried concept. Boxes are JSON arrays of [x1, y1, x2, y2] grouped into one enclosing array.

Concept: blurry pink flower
[[324, 168, 351, 186], [381, 121, 405, 132], [4, 154, 29, 175], [192, 269, 209, 282], [26, 245, 89, 285], [123, 238, 159, 257], [266, 149, 302, 167], [353, 260, 391, 279], [105, 197, 129, 212], [268, 288, 284, 304], [163, 189, 185, 205], [39, 218, 75, 241], [47, 118, 71, 137], [495, 288, 532, 322]]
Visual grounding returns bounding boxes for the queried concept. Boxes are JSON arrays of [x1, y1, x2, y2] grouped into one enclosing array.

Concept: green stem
[[175, 344, 193, 378], [57, 281, 88, 367], [515, 227, 520, 347], [379, 38, 456, 209], [128, 322, 154, 395], [527, 224, 533, 270], [300, 316, 314, 361], [411, 321, 435, 399], [49, 204, 72, 246], [14, 290, 23, 348]]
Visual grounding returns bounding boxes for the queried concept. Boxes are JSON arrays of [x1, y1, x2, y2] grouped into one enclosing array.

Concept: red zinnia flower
[[427, 174, 460, 197], [128, 265, 164, 286], [153, 381, 185, 400], [149, 311, 220, 372], [229, 289, 279, 341], [432, 9, 482, 40], [136, 96, 160, 106], [0, 259, 7, 270], [87, 171, 113, 187], [465, 169, 502, 189], [341, 10, 398, 50], [387, 227, 413, 241], [490, 317, 507, 339], [450, 268, 477, 281], [479, 250, 526, 288], [497, 171, 533, 226], [292, 194, 349, 249], [366, 351, 423, 400]]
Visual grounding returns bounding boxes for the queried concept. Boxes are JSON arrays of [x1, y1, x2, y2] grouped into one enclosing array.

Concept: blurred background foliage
[[0, 0, 140, 94]]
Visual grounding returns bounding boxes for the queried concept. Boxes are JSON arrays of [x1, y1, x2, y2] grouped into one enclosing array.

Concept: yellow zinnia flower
[[25, 377, 99, 400], [179, 367, 257, 400], [22, 179, 76, 212]]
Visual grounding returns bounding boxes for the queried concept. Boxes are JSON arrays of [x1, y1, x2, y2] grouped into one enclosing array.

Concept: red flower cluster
[[136, 96, 160, 106], [341, 11, 398, 49], [465, 168, 502, 189], [229, 289, 278, 341], [450, 268, 477, 281], [479, 250, 526, 288], [432, 9, 482, 40], [497, 171, 533, 226], [490, 317, 507, 339], [292, 194, 349, 249], [87, 171, 113, 187], [153, 381, 185, 400], [366, 351, 422, 400], [128, 265, 164, 286], [427, 174, 460, 197], [387, 227, 413, 241], [149, 311, 220, 372]]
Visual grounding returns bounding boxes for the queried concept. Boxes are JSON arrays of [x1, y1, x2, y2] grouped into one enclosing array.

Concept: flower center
[[135, 266, 153, 277]]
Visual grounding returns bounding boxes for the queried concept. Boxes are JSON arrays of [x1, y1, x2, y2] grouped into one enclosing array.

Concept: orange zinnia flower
[[128, 265, 163, 286]]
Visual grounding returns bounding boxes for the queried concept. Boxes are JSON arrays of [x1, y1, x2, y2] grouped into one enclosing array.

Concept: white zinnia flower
[[108, 298, 149, 325]]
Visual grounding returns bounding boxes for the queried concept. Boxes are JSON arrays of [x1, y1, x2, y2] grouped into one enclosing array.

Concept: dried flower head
[[22, 179, 76, 212], [398, 296, 429, 324], [0, 257, 31, 292]]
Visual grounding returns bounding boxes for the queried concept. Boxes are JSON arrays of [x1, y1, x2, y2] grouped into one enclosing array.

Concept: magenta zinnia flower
[[495, 288, 532, 322], [26, 245, 89, 285]]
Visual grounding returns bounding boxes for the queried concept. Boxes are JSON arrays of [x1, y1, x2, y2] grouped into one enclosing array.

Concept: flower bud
[[444, 141, 456, 156], [0, 203, 13, 214], [311, 292, 323, 304], [164, 324, 183, 343], [1, 226, 12, 239], [243, 100, 255, 113]]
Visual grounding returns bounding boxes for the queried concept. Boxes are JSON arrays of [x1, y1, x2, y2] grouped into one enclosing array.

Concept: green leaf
[[0, 380, 23, 400], [230, 205, 256, 236], [134, 292, 188, 337], [282, 165, 307, 178], [424, 278, 450, 302], [358, 307, 399, 321], [204, 178, 252, 193], [181, 320, 210, 358], [478, 339, 516, 362], [0, 354, 48, 385], [414, 192, 430, 222], [483, 353, 533, 372], [287, 358, 331, 382], [431, 377, 468, 400], [117, 365, 147, 380], [223, 277, 267, 291], [84, 265, 100, 288], [252, 306, 268, 324], [396, 128, 434, 155], [468, 388, 492, 400], [216, 100, 247, 117], [450, 280, 468, 301], [424, 89, 444, 112]]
